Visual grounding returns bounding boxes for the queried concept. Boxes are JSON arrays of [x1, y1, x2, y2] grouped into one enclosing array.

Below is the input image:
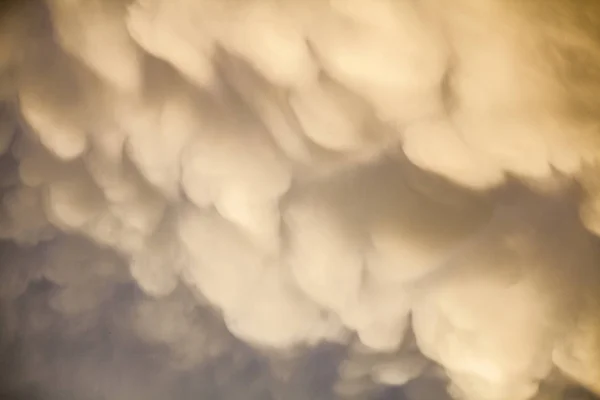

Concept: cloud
[[0, 0, 599, 399]]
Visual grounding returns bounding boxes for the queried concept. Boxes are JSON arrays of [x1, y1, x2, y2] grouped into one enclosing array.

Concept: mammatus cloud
[[0, 0, 599, 399]]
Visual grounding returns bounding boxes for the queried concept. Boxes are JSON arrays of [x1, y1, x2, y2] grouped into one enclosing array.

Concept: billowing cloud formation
[[0, 0, 600, 399]]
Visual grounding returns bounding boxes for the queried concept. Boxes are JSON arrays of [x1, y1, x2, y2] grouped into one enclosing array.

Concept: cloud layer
[[0, 0, 600, 399]]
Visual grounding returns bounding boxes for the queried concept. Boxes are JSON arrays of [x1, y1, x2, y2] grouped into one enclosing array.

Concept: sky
[[0, 0, 600, 399]]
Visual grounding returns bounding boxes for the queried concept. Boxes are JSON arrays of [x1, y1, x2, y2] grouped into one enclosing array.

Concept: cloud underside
[[0, 0, 600, 399]]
